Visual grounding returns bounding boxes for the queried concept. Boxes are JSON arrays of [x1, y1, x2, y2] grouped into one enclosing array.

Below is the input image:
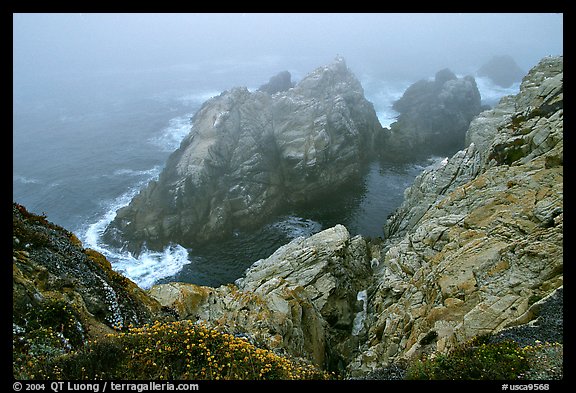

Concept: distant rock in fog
[[257, 70, 294, 94], [477, 55, 526, 88], [383, 68, 483, 160], [103, 56, 384, 254]]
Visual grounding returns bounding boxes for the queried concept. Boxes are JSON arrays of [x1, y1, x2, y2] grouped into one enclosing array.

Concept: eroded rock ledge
[[149, 225, 376, 370]]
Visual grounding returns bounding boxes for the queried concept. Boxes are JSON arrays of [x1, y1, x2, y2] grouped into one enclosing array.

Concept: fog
[[14, 13, 563, 96]]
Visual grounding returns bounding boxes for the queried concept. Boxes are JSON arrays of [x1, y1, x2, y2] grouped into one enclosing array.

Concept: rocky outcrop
[[149, 225, 376, 370], [13, 203, 166, 358], [383, 68, 483, 160], [348, 55, 563, 376], [477, 55, 526, 88], [104, 56, 384, 254]]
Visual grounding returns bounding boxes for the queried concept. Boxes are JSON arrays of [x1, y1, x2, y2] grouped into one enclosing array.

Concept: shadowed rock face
[[12, 203, 164, 344], [257, 70, 294, 94], [477, 55, 526, 88], [103, 57, 384, 254]]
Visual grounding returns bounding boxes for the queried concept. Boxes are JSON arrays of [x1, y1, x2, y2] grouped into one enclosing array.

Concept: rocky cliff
[[148, 55, 563, 377], [12, 203, 331, 380], [349, 55, 563, 375], [12, 203, 168, 377], [103, 56, 384, 254], [149, 225, 376, 370]]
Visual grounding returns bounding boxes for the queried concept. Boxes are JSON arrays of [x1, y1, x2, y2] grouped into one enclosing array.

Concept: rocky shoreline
[[13, 55, 563, 380]]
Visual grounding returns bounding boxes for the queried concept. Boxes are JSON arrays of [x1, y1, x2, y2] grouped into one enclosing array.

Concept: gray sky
[[13, 13, 563, 87]]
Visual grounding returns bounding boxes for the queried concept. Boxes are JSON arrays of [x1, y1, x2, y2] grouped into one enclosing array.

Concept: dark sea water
[[13, 59, 519, 289]]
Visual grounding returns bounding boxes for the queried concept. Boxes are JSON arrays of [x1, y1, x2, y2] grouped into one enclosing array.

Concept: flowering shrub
[[21, 320, 335, 380]]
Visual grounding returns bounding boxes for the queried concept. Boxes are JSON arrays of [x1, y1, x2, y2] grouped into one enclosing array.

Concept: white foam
[[148, 114, 194, 152], [471, 75, 521, 107], [177, 90, 221, 107], [110, 244, 190, 290], [361, 77, 411, 129], [82, 173, 190, 290], [13, 174, 41, 184], [112, 166, 163, 178], [352, 289, 368, 336]]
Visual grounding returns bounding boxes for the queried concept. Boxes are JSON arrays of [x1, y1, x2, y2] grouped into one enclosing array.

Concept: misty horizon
[[14, 13, 562, 95]]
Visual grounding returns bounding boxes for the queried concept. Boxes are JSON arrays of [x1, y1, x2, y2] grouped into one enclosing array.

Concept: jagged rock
[[477, 55, 526, 88], [149, 224, 375, 370], [104, 56, 384, 254], [14, 54, 562, 380], [383, 68, 483, 160], [347, 55, 563, 376]]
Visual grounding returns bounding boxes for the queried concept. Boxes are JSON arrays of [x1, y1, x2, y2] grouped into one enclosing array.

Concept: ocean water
[[13, 60, 519, 289]]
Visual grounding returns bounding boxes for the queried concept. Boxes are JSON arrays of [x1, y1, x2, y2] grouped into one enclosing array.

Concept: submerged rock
[[104, 56, 384, 254]]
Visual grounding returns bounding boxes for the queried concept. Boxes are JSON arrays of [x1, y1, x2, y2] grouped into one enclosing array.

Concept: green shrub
[[406, 336, 531, 380]]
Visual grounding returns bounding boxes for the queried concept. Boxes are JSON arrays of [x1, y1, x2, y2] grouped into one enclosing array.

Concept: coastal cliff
[[13, 55, 563, 380], [349, 55, 563, 375], [148, 55, 563, 376]]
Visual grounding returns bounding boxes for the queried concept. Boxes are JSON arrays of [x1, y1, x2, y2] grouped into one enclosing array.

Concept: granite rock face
[[143, 56, 563, 377], [149, 225, 376, 370], [13, 55, 562, 379], [384, 68, 483, 160], [104, 57, 384, 254], [348, 55, 563, 376]]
